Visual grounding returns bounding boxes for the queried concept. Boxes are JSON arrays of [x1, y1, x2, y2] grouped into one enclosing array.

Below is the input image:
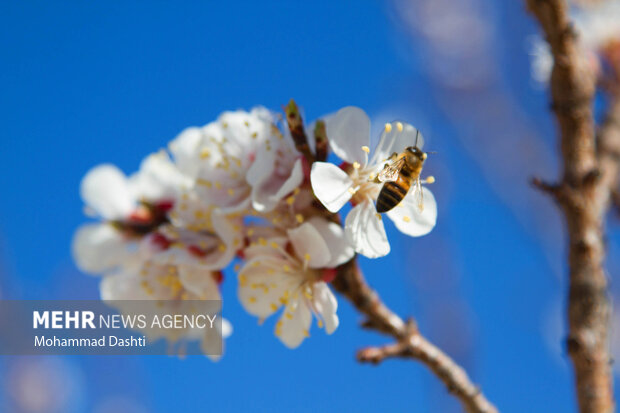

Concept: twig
[[313, 120, 328, 162], [526, 1, 618, 411], [333, 259, 498, 413], [284, 100, 314, 162]]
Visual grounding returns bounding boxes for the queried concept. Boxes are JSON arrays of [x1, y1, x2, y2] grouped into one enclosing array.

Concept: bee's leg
[[388, 152, 398, 160], [373, 164, 389, 184], [422, 175, 435, 184]]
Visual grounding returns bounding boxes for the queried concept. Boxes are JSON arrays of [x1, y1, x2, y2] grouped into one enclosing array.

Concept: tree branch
[[526, 1, 618, 411], [333, 259, 498, 413]]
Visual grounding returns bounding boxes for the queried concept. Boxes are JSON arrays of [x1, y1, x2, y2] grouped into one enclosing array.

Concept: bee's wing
[[371, 121, 425, 166], [377, 157, 406, 182]]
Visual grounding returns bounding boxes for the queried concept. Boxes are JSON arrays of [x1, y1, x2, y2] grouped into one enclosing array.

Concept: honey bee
[[375, 126, 432, 213]]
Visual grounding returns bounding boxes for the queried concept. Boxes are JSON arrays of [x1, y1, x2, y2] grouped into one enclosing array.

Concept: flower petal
[[237, 256, 293, 319], [203, 317, 232, 362], [153, 214, 241, 271], [277, 298, 312, 349], [325, 106, 370, 164], [252, 157, 304, 212], [72, 223, 129, 274], [287, 222, 331, 268], [246, 138, 276, 188], [80, 164, 135, 220], [386, 187, 437, 237], [178, 266, 222, 301], [168, 127, 204, 178], [312, 282, 339, 334], [221, 318, 233, 338], [306, 217, 354, 267], [209, 211, 243, 267], [310, 162, 353, 213], [100, 271, 149, 300], [345, 201, 390, 258], [131, 150, 190, 202]]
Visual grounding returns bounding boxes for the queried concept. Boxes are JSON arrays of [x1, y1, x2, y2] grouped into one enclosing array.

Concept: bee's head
[[406, 146, 427, 161]]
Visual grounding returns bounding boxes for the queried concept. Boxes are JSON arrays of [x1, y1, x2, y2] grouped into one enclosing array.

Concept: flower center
[[343, 163, 382, 206]]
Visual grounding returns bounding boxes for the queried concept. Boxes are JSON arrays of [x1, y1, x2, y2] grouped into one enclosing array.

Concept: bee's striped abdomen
[[376, 177, 410, 213]]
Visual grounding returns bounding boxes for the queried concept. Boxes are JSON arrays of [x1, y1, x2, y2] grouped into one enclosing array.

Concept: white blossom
[[310, 106, 437, 258], [73, 104, 440, 359], [72, 151, 190, 274], [168, 107, 303, 215], [73, 150, 237, 360], [98, 230, 232, 361], [237, 217, 353, 348]]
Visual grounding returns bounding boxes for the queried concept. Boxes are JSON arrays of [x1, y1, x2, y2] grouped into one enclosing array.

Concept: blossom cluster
[[72, 105, 437, 356], [530, 0, 620, 86]]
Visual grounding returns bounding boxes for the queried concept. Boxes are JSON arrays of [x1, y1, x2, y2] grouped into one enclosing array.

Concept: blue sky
[[0, 1, 614, 412]]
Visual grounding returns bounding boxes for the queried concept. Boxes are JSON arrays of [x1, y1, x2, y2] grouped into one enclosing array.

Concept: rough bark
[[526, 1, 618, 411]]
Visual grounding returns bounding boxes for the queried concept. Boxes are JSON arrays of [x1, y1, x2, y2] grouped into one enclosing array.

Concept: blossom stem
[[333, 259, 498, 413], [313, 120, 328, 162], [285, 99, 314, 162], [526, 1, 619, 411]]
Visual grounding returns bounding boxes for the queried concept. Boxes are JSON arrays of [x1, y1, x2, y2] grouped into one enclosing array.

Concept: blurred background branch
[[526, 0, 618, 411]]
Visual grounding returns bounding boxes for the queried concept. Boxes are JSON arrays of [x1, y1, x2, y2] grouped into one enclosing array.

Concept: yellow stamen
[[197, 178, 212, 188]]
